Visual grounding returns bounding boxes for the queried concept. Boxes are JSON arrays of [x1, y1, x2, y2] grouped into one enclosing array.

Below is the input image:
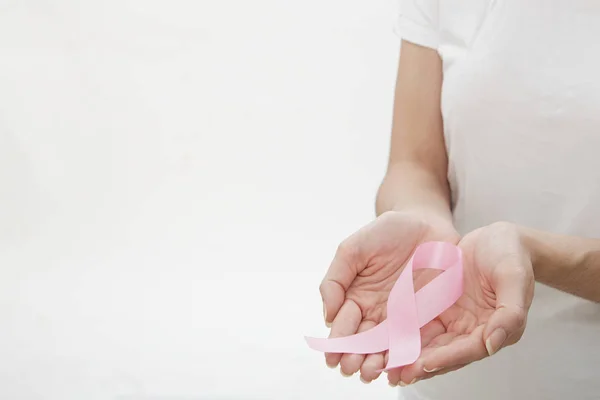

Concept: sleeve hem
[[394, 15, 439, 50]]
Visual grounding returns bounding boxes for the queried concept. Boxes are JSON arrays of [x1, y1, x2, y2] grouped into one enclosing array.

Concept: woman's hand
[[319, 210, 459, 383], [395, 222, 535, 386]]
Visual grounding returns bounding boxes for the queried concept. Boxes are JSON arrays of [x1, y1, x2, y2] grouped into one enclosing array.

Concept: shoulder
[[395, 0, 492, 53]]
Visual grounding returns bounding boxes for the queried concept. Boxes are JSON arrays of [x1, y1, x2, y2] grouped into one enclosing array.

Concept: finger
[[384, 352, 403, 387], [340, 320, 376, 376], [424, 330, 459, 349], [431, 364, 467, 377], [420, 319, 447, 347], [419, 325, 487, 374], [320, 234, 366, 325], [399, 331, 458, 385], [386, 321, 447, 386], [360, 352, 385, 383], [387, 366, 403, 387], [418, 364, 467, 383], [325, 299, 362, 368], [484, 261, 532, 355], [484, 306, 527, 356]]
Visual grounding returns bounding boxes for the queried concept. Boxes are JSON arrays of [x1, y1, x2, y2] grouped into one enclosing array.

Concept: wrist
[[511, 223, 600, 302], [392, 206, 455, 229], [390, 205, 454, 226], [376, 162, 454, 224], [516, 225, 544, 278], [386, 208, 459, 245], [517, 224, 581, 285]]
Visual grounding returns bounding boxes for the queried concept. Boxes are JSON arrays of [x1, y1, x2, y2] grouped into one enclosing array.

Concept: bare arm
[[376, 40, 453, 223], [520, 226, 600, 302]]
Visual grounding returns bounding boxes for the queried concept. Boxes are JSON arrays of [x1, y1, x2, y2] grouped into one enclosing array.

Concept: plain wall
[[0, 1, 400, 398]]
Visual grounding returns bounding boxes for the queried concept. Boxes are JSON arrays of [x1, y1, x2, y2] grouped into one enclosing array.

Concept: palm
[[418, 234, 500, 358], [320, 211, 459, 381], [440, 223, 532, 337], [344, 213, 459, 324], [395, 222, 534, 385]]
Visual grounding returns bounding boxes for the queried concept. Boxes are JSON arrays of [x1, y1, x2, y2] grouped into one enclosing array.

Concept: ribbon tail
[[304, 320, 389, 354], [383, 257, 421, 371]]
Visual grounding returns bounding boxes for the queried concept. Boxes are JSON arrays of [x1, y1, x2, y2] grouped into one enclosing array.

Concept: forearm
[[520, 226, 600, 302], [375, 161, 453, 223], [376, 42, 452, 223]]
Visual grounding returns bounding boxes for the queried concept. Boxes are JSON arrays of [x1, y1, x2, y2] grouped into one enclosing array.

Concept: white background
[[0, 1, 400, 399]]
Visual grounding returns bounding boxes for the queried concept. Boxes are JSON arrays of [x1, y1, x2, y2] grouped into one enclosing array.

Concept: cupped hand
[[319, 211, 459, 383], [395, 222, 535, 386]]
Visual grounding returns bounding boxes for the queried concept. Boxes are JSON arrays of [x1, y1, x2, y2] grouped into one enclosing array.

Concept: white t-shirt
[[396, 1, 600, 399]]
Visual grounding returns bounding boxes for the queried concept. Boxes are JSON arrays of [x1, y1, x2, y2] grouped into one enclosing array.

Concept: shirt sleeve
[[394, 0, 440, 50]]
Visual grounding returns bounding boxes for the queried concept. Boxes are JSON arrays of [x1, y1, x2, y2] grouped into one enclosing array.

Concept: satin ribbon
[[305, 241, 463, 371]]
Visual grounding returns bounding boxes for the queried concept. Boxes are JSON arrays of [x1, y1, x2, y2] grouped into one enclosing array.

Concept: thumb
[[319, 280, 345, 326], [319, 239, 364, 325], [483, 305, 527, 356], [483, 261, 532, 356]]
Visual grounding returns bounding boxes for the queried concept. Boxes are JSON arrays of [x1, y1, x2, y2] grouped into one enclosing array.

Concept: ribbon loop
[[305, 241, 463, 371]]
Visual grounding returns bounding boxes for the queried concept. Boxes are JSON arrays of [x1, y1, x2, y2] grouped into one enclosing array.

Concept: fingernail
[[340, 370, 352, 378], [486, 328, 507, 356], [424, 367, 442, 373], [399, 378, 419, 386], [323, 304, 328, 324], [359, 376, 371, 384], [388, 381, 398, 387]]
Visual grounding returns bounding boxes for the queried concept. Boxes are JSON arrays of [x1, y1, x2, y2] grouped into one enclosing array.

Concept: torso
[[404, 1, 600, 399]]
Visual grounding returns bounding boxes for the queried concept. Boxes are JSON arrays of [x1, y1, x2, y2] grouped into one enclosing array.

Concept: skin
[[319, 40, 600, 387]]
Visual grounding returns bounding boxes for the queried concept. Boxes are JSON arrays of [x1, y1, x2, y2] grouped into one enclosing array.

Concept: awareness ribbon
[[305, 241, 463, 371]]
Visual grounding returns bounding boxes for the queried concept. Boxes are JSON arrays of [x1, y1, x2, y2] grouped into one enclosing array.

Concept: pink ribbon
[[305, 241, 463, 371]]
